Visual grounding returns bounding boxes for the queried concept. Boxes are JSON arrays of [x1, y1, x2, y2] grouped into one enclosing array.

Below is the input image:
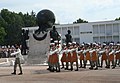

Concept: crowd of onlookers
[[0, 45, 17, 58], [0, 44, 29, 58]]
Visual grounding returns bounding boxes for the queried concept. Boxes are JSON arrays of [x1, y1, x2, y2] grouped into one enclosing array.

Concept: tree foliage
[[73, 18, 88, 24], [0, 14, 7, 44], [0, 27, 6, 44], [115, 17, 120, 21], [0, 9, 37, 45]]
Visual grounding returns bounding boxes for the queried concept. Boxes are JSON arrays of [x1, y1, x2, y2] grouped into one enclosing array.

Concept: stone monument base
[[27, 32, 50, 64]]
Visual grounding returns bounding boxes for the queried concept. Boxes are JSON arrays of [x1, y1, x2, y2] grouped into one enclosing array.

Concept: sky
[[0, 0, 120, 24]]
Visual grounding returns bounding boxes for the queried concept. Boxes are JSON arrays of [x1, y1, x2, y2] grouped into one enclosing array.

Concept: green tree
[[0, 27, 6, 44], [0, 14, 7, 28], [115, 17, 120, 20], [23, 11, 37, 27], [0, 13, 7, 44], [0, 9, 37, 45], [0, 9, 23, 45], [73, 18, 88, 24]]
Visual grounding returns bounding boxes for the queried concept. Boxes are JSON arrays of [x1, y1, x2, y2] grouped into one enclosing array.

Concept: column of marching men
[[47, 41, 120, 72], [47, 41, 60, 72]]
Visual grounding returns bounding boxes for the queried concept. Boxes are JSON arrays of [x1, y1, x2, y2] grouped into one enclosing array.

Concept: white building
[[23, 20, 120, 44]]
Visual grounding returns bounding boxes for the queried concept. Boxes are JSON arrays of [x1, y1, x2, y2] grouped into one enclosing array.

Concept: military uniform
[[114, 50, 120, 67], [11, 46, 23, 75], [78, 49, 86, 68], [89, 49, 98, 70], [84, 48, 91, 68], [61, 47, 67, 69], [71, 47, 78, 71], [108, 49, 115, 69], [47, 43, 60, 72]]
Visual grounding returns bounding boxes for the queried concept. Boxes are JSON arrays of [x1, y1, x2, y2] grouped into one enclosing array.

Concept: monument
[[65, 30, 72, 47], [27, 9, 55, 64], [21, 29, 29, 55]]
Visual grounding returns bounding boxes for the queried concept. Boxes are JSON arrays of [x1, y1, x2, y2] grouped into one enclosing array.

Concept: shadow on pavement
[[0, 74, 14, 78]]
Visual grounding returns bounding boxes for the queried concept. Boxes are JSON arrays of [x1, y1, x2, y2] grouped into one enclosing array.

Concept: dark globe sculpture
[[33, 9, 55, 41], [37, 9, 55, 28]]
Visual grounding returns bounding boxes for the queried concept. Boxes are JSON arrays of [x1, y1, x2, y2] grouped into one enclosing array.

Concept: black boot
[[61, 66, 64, 69], [89, 67, 93, 70], [56, 68, 60, 72], [82, 66, 86, 69], [71, 67, 73, 71], [75, 68, 78, 71], [94, 67, 98, 70], [18, 72, 23, 75], [112, 66, 115, 69], [105, 66, 110, 69], [50, 68, 55, 72], [11, 70, 16, 75], [79, 66, 82, 68]]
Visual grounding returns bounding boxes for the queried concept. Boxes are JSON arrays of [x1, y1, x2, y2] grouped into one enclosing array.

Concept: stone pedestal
[[27, 32, 50, 64]]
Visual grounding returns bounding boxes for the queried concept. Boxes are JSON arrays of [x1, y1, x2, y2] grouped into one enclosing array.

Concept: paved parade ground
[[0, 65, 120, 83]]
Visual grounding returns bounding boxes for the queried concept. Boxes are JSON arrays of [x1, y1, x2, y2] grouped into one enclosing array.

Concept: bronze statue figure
[[50, 26, 61, 43], [65, 30, 72, 47], [21, 29, 29, 55]]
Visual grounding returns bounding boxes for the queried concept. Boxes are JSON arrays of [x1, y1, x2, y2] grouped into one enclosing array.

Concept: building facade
[[55, 20, 120, 44], [23, 20, 120, 44]]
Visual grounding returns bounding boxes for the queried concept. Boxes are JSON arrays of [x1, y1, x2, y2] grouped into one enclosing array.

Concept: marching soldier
[[107, 46, 115, 69], [70, 42, 79, 71], [65, 42, 74, 70], [78, 46, 86, 68], [84, 46, 91, 68], [89, 46, 98, 70], [114, 46, 120, 68], [11, 44, 23, 75], [61, 43, 67, 69], [78, 47, 83, 68], [96, 45, 102, 67], [47, 43, 60, 72], [47, 43, 55, 71], [100, 46, 109, 68]]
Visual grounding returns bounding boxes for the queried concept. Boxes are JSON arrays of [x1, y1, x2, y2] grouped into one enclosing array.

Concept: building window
[[62, 27, 67, 36], [93, 25, 99, 34], [93, 37, 99, 43], [106, 24, 112, 36], [113, 23, 119, 33], [100, 37, 105, 43], [113, 36, 119, 43], [106, 36, 112, 42], [99, 24, 105, 34], [74, 26, 79, 35]]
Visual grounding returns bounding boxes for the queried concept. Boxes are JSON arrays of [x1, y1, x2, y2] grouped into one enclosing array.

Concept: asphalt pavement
[[0, 65, 120, 83]]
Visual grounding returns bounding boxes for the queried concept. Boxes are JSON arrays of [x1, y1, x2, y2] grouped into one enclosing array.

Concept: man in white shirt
[[11, 44, 23, 75]]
